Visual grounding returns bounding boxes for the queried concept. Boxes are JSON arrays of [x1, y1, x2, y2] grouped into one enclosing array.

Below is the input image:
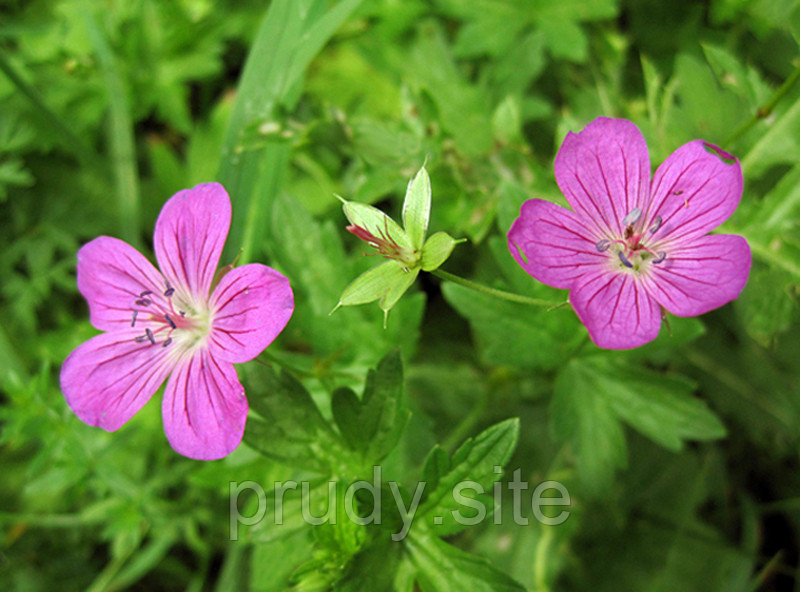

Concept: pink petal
[[77, 236, 168, 331], [508, 199, 606, 289], [645, 141, 743, 244], [554, 117, 651, 237], [208, 263, 294, 363], [644, 234, 751, 317], [570, 268, 662, 349], [60, 330, 175, 431], [154, 183, 232, 302], [162, 350, 247, 460]]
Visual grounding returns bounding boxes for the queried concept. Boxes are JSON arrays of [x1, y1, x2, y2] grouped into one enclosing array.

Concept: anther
[[162, 337, 173, 348], [622, 208, 642, 226], [145, 328, 156, 345], [596, 239, 611, 252], [649, 215, 662, 234], [139, 290, 152, 297], [164, 287, 175, 297], [164, 314, 176, 329], [131, 310, 138, 327], [652, 251, 666, 264], [618, 251, 634, 268], [134, 335, 149, 343], [135, 298, 151, 307]]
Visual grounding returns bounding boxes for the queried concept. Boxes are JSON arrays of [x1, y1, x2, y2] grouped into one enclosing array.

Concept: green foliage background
[[2, 0, 800, 590]]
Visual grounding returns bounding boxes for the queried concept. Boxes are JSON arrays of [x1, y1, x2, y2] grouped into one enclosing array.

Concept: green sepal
[[379, 266, 420, 326], [401, 165, 431, 250], [341, 199, 413, 251], [337, 260, 410, 307], [420, 231, 462, 271]]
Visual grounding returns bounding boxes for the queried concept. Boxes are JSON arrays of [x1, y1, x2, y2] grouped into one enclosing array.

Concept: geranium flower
[[508, 117, 751, 349], [60, 183, 294, 459]]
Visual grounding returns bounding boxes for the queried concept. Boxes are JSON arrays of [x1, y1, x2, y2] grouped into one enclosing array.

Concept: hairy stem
[[431, 269, 566, 309]]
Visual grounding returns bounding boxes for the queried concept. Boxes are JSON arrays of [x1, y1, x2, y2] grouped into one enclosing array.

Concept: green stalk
[[724, 63, 800, 147], [431, 269, 565, 309]]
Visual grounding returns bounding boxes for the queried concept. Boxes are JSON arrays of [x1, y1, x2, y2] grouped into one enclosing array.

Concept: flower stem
[[725, 62, 800, 147], [430, 269, 566, 309]]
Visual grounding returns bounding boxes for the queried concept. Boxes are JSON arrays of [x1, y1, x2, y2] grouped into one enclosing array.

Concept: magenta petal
[[645, 234, 751, 317], [554, 117, 651, 236], [162, 350, 247, 460], [154, 183, 232, 301], [208, 263, 294, 363], [60, 330, 174, 431], [646, 141, 743, 244], [77, 236, 168, 331], [570, 269, 662, 349], [508, 199, 606, 289]]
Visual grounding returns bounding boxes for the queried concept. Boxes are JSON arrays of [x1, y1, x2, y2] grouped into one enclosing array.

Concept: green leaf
[[406, 530, 526, 592], [401, 165, 431, 250], [331, 350, 410, 463], [242, 363, 349, 475], [552, 358, 726, 493], [420, 232, 460, 271], [379, 267, 420, 320], [417, 419, 519, 529]]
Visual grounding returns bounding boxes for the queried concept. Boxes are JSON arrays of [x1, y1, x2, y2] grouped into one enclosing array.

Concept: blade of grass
[[83, 8, 141, 248], [218, 0, 365, 264]]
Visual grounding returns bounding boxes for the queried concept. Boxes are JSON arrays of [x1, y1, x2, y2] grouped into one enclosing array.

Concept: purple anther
[[596, 239, 611, 252], [652, 251, 666, 264], [139, 290, 152, 297], [145, 328, 156, 345], [622, 208, 642, 226], [162, 337, 173, 348], [164, 314, 176, 329], [618, 251, 634, 268], [649, 215, 662, 234], [179, 311, 186, 317], [164, 287, 175, 297], [135, 298, 151, 307], [131, 310, 138, 327], [134, 335, 149, 343]]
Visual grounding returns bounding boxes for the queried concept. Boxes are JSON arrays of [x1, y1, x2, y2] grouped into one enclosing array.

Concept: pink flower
[[508, 117, 751, 350], [60, 183, 294, 459]]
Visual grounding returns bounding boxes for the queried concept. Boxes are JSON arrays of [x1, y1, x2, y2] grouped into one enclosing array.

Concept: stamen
[[131, 310, 138, 327], [164, 287, 175, 297], [145, 328, 156, 345], [622, 208, 642, 226], [649, 215, 662, 234], [135, 298, 151, 307], [139, 290, 152, 297], [134, 335, 149, 343], [652, 251, 666, 264], [596, 239, 611, 252], [618, 251, 634, 268], [162, 337, 173, 348], [164, 314, 176, 329]]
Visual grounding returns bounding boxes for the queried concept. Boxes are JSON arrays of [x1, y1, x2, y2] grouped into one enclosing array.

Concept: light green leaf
[[379, 267, 420, 318], [402, 165, 431, 250]]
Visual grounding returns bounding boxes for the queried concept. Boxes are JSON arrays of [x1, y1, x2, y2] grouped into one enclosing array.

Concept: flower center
[[130, 284, 211, 349], [595, 209, 666, 273], [347, 220, 420, 269]]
